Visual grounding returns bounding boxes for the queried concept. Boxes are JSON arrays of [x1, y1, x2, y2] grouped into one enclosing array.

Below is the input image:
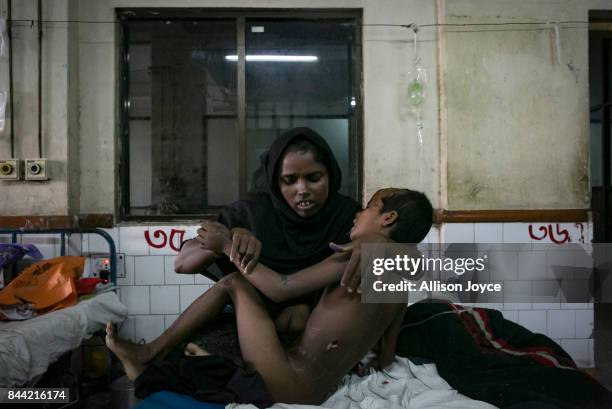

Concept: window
[[118, 9, 362, 219]]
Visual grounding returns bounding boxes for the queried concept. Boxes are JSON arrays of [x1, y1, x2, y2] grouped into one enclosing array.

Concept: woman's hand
[[196, 221, 232, 255], [229, 228, 262, 274], [330, 233, 392, 293]]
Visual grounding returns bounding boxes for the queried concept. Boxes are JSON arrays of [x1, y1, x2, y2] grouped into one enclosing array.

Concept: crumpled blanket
[[0, 291, 128, 387], [228, 357, 498, 409]]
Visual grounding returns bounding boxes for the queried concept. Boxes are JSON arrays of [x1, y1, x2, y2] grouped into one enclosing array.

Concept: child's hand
[[196, 221, 231, 255]]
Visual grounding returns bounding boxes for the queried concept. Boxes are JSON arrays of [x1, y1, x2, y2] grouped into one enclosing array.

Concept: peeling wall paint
[[0, 0, 605, 218], [444, 0, 592, 209]]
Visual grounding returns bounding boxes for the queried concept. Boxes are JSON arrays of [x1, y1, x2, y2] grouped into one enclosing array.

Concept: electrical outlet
[[24, 158, 49, 181], [0, 159, 22, 180], [92, 253, 125, 279]]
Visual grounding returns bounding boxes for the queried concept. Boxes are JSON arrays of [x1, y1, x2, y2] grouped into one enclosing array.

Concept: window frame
[[117, 8, 363, 221]]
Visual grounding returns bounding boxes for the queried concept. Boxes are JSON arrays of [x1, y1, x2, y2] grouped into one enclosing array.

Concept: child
[[106, 188, 433, 405]]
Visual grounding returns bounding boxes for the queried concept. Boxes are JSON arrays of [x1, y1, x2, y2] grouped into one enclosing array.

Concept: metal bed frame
[[0, 228, 117, 285], [0, 228, 120, 407]]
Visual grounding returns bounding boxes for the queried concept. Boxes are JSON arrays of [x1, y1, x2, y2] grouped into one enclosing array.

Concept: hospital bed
[[135, 358, 498, 409], [0, 229, 128, 390]]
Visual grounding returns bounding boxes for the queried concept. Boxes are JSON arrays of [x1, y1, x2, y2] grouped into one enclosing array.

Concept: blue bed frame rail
[[0, 228, 117, 285]]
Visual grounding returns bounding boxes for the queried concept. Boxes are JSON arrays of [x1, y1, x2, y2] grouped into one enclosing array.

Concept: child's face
[[349, 189, 397, 240]]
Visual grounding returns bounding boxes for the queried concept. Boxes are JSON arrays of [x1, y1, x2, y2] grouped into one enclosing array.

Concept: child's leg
[[223, 274, 307, 403], [106, 276, 233, 369], [275, 303, 311, 334]]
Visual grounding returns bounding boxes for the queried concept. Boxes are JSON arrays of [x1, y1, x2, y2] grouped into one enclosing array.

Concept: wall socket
[[92, 253, 126, 279], [24, 159, 49, 180], [0, 159, 22, 180]]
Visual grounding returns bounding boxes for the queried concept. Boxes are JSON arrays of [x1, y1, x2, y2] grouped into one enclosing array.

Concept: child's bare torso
[[284, 283, 403, 403]]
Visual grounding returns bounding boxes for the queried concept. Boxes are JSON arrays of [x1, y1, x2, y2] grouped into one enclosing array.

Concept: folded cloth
[[134, 355, 272, 409]]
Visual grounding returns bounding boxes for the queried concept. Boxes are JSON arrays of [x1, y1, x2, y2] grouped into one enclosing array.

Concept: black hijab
[[217, 127, 361, 274]]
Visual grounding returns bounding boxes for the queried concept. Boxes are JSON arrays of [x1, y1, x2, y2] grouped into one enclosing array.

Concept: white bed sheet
[[0, 292, 128, 387], [229, 357, 498, 409]]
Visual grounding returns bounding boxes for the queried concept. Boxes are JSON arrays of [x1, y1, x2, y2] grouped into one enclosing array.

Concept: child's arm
[[228, 245, 347, 303], [376, 306, 406, 370], [198, 221, 348, 303]]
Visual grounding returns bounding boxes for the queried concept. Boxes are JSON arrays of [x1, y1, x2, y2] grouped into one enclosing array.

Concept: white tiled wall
[[2, 221, 595, 366], [439, 222, 594, 367], [80, 225, 213, 343]]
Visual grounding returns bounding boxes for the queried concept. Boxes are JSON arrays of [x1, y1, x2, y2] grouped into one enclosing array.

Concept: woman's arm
[[198, 221, 348, 302]]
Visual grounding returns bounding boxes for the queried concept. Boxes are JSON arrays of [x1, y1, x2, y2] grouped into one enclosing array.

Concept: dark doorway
[[589, 10, 612, 389]]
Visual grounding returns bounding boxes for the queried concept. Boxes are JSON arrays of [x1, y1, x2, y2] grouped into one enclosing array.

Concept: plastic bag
[[0, 256, 85, 318], [0, 243, 44, 269]]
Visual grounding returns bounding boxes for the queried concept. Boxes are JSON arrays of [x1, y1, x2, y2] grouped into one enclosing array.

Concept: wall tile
[[194, 274, 216, 285], [547, 310, 575, 339], [560, 339, 591, 368], [501, 310, 519, 323], [531, 280, 561, 309], [424, 226, 440, 243], [148, 226, 181, 256], [180, 285, 211, 313], [575, 309, 594, 339], [503, 280, 532, 310], [61, 233, 82, 256], [474, 302, 504, 311], [82, 258, 93, 277], [150, 285, 180, 314], [475, 223, 503, 243], [89, 228, 120, 254], [545, 250, 574, 280], [119, 226, 149, 256], [117, 256, 135, 286], [22, 235, 56, 259], [502, 223, 532, 245], [561, 302, 590, 310], [117, 316, 135, 342], [135, 256, 165, 285], [489, 251, 518, 281], [518, 251, 547, 280], [164, 314, 179, 330], [164, 255, 195, 284], [527, 223, 553, 245], [444, 223, 475, 243], [120, 286, 150, 315], [518, 310, 547, 335], [134, 315, 165, 343]]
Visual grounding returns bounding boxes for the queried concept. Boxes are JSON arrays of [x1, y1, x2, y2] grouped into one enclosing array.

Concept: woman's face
[[278, 150, 329, 217]]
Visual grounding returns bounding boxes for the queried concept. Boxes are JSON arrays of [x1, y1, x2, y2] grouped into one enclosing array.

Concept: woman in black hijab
[[119, 127, 360, 373], [176, 127, 361, 279], [105, 128, 361, 405]]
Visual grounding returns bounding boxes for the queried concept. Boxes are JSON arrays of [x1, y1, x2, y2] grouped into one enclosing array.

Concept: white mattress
[[229, 357, 498, 409], [0, 292, 128, 387]]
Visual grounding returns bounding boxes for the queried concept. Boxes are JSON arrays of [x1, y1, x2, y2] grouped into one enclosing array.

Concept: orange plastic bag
[[0, 256, 85, 315]]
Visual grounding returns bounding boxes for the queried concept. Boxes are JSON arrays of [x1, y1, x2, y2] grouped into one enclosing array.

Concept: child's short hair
[[380, 189, 433, 243]]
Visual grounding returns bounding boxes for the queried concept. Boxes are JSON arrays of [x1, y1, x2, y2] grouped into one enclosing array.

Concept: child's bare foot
[[184, 342, 210, 357], [105, 322, 147, 380]]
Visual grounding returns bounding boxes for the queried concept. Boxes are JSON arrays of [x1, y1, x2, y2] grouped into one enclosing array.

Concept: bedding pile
[[395, 302, 612, 409], [0, 291, 128, 387], [229, 357, 498, 409]]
